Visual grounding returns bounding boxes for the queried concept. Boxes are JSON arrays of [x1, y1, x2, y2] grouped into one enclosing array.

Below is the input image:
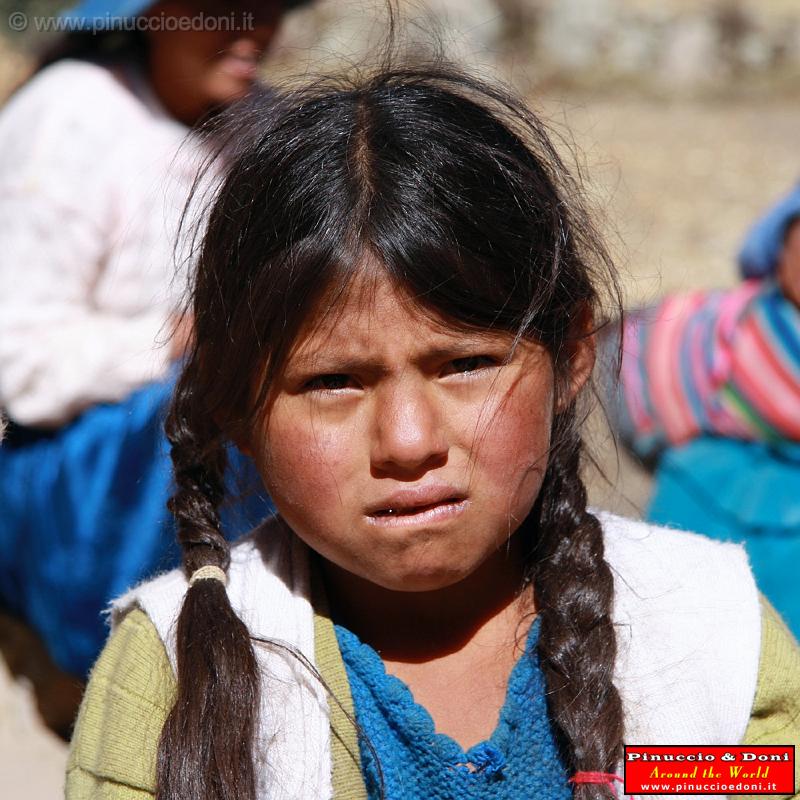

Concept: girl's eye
[[303, 374, 354, 392], [443, 355, 498, 376]]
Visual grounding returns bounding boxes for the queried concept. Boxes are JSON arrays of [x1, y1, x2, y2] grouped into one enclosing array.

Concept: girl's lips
[[365, 498, 469, 527]]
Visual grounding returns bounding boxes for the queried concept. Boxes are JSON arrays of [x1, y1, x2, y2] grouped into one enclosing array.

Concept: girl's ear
[[556, 304, 596, 413]]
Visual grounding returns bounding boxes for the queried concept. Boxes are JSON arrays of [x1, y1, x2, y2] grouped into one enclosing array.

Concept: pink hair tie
[[569, 771, 626, 798]]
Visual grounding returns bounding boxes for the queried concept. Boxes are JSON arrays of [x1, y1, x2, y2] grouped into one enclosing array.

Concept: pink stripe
[[647, 293, 704, 442], [708, 281, 761, 383], [706, 282, 765, 438]]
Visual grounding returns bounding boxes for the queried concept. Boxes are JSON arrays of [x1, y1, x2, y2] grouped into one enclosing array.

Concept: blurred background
[[1, 0, 798, 795]]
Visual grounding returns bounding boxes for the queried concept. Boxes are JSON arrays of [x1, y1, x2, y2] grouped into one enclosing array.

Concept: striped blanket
[[613, 279, 800, 459]]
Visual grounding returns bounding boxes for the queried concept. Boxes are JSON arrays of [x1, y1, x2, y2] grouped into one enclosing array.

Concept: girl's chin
[[357, 563, 472, 594]]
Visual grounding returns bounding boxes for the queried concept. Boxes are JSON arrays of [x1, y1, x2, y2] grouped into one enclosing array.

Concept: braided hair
[[158, 64, 623, 800]]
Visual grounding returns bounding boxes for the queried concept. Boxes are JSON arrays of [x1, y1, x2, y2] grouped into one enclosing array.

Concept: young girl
[[67, 66, 800, 799]]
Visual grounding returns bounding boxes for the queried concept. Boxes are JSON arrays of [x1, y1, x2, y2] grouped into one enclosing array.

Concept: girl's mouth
[[218, 54, 259, 82], [373, 498, 460, 516], [367, 498, 469, 526]]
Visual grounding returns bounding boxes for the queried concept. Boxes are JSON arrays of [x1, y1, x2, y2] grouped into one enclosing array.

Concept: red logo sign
[[624, 745, 795, 795]]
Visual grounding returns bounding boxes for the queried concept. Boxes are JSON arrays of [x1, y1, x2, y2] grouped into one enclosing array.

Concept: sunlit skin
[[144, 1, 285, 126], [247, 271, 595, 748]]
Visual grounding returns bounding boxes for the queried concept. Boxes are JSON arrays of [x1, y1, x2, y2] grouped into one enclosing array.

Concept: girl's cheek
[[261, 404, 360, 506], [472, 368, 554, 453], [467, 370, 555, 500]]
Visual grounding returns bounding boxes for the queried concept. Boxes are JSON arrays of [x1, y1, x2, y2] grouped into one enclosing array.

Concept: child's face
[[249, 274, 565, 593]]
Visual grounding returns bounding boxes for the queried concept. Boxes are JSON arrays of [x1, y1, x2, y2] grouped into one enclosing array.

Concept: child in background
[[607, 182, 800, 637], [0, 0, 312, 684], [67, 66, 800, 800]]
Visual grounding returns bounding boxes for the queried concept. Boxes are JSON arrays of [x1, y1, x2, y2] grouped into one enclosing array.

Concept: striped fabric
[[615, 279, 800, 458]]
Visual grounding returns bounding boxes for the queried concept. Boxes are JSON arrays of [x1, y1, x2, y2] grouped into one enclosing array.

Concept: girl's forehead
[[286, 273, 513, 365]]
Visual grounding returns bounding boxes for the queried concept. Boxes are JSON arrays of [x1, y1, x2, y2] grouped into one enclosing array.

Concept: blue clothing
[[334, 617, 572, 800], [738, 183, 800, 279], [61, 0, 154, 24], [648, 437, 800, 638], [0, 376, 272, 678]]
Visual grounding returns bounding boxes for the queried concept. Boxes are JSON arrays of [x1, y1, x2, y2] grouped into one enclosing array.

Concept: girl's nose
[[370, 382, 448, 478]]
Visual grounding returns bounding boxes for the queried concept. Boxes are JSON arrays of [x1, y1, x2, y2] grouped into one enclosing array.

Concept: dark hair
[[161, 64, 623, 800]]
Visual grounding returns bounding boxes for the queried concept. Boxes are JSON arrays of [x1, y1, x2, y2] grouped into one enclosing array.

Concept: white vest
[[112, 513, 761, 800]]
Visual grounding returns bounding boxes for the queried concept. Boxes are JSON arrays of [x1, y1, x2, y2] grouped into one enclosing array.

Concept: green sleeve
[[65, 608, 175, 799], [740, 596, 800, 800], [65, 600, 368, 800]]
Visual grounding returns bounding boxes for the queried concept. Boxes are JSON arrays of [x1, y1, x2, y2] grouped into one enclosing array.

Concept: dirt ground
[[2, 89, 799, 797]]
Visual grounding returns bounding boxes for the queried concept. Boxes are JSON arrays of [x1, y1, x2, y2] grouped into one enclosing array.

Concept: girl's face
[[249, 273, 590, 593]]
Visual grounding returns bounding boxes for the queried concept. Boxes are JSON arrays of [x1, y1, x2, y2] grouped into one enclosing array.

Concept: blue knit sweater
[[334, 618, 573, 800]]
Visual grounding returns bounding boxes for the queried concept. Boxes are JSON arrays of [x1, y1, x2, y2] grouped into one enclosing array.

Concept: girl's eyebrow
[[422, 339, 511, 360], [288, 337, 511, 375], [289, 356, 390, 377]]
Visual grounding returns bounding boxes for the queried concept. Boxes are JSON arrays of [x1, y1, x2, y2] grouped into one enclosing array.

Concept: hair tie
[[188, 565, 227, 587], [569, 772, 625, 798]]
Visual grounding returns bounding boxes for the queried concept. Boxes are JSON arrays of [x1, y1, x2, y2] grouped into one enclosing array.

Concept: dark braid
[[156, 374, 260, 800], [529, 403, 624, 800]]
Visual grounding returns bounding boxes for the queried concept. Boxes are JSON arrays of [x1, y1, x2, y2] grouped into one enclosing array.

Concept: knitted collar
[[334, 617, 573, 800]]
